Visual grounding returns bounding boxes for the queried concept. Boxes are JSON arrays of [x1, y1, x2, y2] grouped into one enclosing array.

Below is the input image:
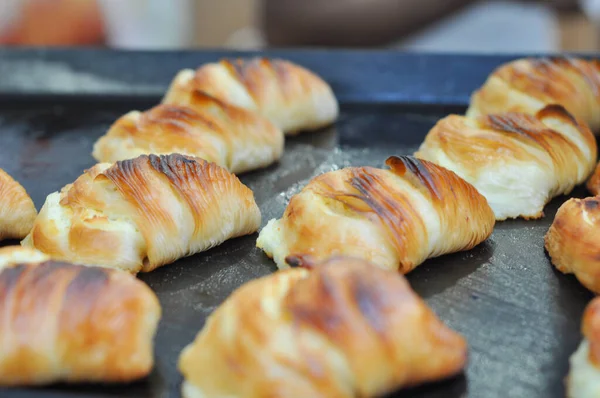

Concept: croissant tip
[[536, 103, 578, 124]]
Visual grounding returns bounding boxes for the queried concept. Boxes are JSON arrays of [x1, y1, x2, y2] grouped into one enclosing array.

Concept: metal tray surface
[[0, 49, 595, 398]]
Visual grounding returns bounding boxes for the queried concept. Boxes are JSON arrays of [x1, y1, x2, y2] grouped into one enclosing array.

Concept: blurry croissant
[[567, 297, 600, 398], [587, 162, 600, 196], [545, 196, 600, 294], [256, 155, 495, 273], [163, 57, 339, 135], [0, 246, 160, 386], [415, 105, 597, 220], [466, 57, 600, 132], [22, 153, 261, 273], [178, 256, 468, 398], [92, 91, 284, 174], [0, 168, 37, 240]]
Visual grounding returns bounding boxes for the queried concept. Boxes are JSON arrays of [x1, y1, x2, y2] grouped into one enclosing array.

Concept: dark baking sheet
[[0, 49, 596, 398]]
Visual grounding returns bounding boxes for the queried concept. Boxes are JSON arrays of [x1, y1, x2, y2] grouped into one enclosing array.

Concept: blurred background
[[0, 0, 599, 53]]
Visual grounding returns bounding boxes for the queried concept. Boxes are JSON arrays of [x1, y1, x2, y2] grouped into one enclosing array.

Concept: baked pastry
[[415, 105, 597, 220], [92, 91, 284, 174], [0, 246, 160, 386], [545, 196, 600, 294], [567, 297, 600, 398], [586, 162, 600, 196], [466, 56, 600, 132], [0, 168, 37, 240], [162, 57, 339, 135], [256, 155, 495, 273], [178, 256, 468, 398], [22, 153, 261, 273]]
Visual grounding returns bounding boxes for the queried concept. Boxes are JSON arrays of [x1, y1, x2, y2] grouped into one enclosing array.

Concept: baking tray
[[0, 48, 595, 398]]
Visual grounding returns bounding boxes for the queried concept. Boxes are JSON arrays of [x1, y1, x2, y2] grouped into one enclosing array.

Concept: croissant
[[545, 196, 600, 294], [92, 91, 284, 174], [0, 246, 161, 386], [415, 105, 597, 221], [587, 163, 600, 196], [178, 256, 468, 398], [567, 297, 600, 398], [22, 153, 261, 273], [256, 155, 495, 273], [0, 168, 37, 240], [162, 57, 339, 135], [466, 56, 600, 132]]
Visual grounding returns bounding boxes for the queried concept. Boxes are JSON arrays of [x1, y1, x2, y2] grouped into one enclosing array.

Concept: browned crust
[[469, 56, 600, 131], [179, 256, 468, 396], [0, 259, 160, 385], [582, 297, 600, 366], [209, 58, 296, 103], [587, 162, 600, 196], [545, 196, 600, 294], [497, 57, 600, 103], [93, 92, 284, 173], [418, 105, 597, 212], [314, 165, 427, 274], [143, 104, 223, 134], [279, 156, 494, 273], [26, 153, 260, 273]]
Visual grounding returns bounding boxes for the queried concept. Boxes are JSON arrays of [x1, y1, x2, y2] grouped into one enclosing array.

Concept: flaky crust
[[22, 154, 261, 273], [257, 155, 495, 273], [0, 246, 161, 386], [178, 256, 468, 398], [92, 92, 284, 174], [0, 168, 37, 240], [162, 57, 339, 135], [467, 57, 600, 132], [545, 196, 600, 294], [415, 105, 597, 220]]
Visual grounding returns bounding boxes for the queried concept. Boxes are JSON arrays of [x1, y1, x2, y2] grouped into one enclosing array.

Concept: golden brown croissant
[[415, 105, 597, 220], [0, 246, 161, 386], [466, 57, 600, 132], [545, 196, 600, 294], [0, 168, 37, 240], [22, 153, 261, 273], [256, 155, 495, 273], [178, 256, 468, 398], [567, 297, 600, 398], [162, 57, 339, 135], [92, 91, 284, 174]]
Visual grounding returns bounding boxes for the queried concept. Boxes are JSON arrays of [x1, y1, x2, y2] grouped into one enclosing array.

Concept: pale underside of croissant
[[567, 297, 600, 398], [21, 154, 261, 273], [92, 91, 284, 174], [0, 168, 37, 240], [466, 56, 600, 132], [545, 196, 600, 295], [0, 246, 161, 386], [257, 155, 495, 273], [178, 256, 468, 398], [162, 57, 339, 135], [415, 105, 597, 221]]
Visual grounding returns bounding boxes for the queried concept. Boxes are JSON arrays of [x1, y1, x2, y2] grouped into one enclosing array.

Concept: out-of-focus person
[[261, 0, 582, 52]]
